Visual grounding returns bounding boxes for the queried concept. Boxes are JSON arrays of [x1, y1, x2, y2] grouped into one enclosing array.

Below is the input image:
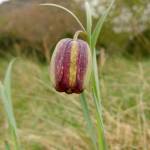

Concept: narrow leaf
[[0, 82, 14, 125], [4, 59, 16, 104], [92, 49, 101, 102], [92, 0, 115, 48], [3, 59, 17, 130], [85, 2, 92, 37], [0, 59, 21, 150]]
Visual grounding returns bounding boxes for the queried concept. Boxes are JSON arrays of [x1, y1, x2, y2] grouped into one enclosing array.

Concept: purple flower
[[50, 38, 92, 94]]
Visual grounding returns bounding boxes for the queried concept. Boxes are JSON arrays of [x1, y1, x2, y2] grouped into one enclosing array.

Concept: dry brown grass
[[0, 0, 84, 61], [0, 56, 149, 149]]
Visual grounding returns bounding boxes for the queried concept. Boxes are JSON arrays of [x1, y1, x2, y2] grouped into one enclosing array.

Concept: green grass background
[[0, 56, 149, 150]]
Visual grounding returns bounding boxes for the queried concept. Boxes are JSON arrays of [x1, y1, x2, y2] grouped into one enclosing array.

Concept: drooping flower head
[[50, 37, 91, 94]]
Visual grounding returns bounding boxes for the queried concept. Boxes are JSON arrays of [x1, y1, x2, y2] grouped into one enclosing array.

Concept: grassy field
[[0, 56, 150, 150]]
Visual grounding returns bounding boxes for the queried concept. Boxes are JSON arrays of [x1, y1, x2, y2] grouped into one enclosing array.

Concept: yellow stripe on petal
[[69, 41, 78, 87]]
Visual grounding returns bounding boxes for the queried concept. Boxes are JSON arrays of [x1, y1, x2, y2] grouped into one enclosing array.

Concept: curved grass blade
[[4, 59, 16, 113], [3, 59, 17, 131], [0, 59, 21, 150]]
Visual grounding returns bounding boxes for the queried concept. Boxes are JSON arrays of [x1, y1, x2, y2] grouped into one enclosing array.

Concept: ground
[[0, 56, 150, 150]]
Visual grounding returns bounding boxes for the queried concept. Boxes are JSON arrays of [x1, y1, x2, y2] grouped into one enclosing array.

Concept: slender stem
[[92, 91, 106, 150], [80, 93, 98, 150], [40, 3, 86, 32], [73, 30, 86, 40], [89, 37, 106, 150]]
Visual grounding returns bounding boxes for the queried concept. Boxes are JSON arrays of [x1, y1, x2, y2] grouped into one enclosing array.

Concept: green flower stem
[[73, 30, 87, 40], [40, 3, 86, 32], [90, 46, 107, 150], [80, 93, 98, 150], [40, 2, 114, 150]]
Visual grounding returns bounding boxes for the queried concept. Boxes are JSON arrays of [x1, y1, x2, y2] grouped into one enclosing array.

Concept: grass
[[0, 59, 20, 150], [33, 2, 113, 149], [0, 56, 149, 150]]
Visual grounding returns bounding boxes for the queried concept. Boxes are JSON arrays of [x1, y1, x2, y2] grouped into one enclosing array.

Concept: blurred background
[[0, 0, 150, 149]]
